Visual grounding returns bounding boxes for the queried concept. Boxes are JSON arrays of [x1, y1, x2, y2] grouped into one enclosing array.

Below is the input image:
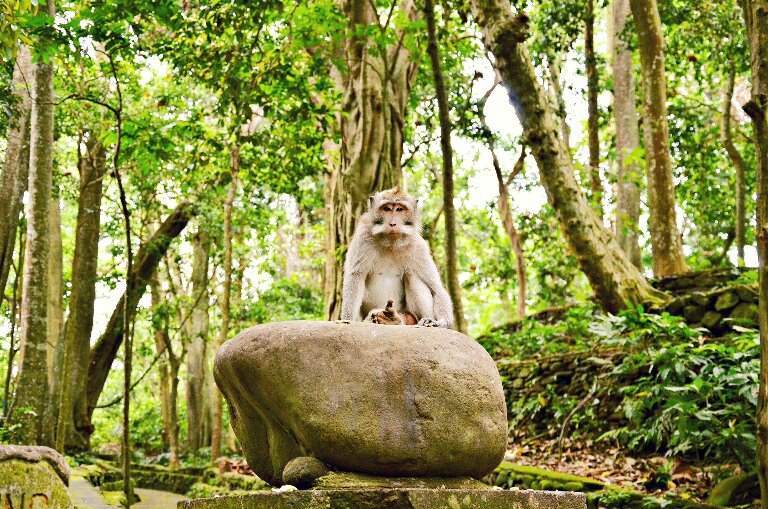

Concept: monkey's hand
[[368, 300, 404, 325], [417, 317, 449, 328]]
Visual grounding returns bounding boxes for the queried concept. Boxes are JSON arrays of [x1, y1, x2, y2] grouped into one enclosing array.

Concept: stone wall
[[499, 350, 629, 436], [660, 284, 758, 335]]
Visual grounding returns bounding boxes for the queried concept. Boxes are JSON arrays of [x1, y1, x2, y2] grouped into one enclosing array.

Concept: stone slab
[[0, 445, 72, 509], [178, 489, 587, 509]]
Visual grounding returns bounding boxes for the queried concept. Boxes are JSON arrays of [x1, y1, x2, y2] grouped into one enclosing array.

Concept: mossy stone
[[0, 446, 71, 509], [731, 303, 759, 322], [683, 305, 705, 323], [312, 471, 488, 490], [701, 311, 723, 329], [707, 472, 758, 506], [282, 457, 330, 489], [714, 291, 740, 311]]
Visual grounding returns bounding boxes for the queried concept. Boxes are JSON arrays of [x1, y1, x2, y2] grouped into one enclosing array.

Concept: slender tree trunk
[[323, 0, 419, 320], [425, 0, 467, 332], [0, 46, 33, 302], [721, 58, 748, 265], [44, 192, 63, 446], [186, 228, 210, 451], [212, 149, 238, 466], [739, 1, 768, 506], [3, 224, 25, 415], [74, 202, 195, 447], [610, 0, 642, 268], [11, 0, 55, 444], [58, 134, 106, 451], [495, 149, 528, 319], [629, 0, 688, 277], [585, 0, 603, 216], [469, 0, 669, 313], [150, 277, 180, 469]]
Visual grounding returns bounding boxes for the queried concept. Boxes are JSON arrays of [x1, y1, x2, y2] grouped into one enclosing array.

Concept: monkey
[[369, 299, 418, 325], [340, 186, 455, 329]]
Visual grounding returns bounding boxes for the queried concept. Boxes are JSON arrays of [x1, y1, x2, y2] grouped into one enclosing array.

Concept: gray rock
[[179, 489, 587, 509], [215, 321, 507, 486]]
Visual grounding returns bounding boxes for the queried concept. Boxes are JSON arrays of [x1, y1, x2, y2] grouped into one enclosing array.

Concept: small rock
[[715, 291, 740, 311], [282, 457, 330, 489], [736, 286, 759, 303], [683, 305, 705, 323], [701, 311, 723, 329], [731, 303, 759, 322], [691, 292, 711, 306]]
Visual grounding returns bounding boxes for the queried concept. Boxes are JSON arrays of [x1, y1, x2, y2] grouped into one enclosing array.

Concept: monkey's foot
[[367, 308, 403, 326], [335, 320, 351, 325], [417, 317, 439, 327]]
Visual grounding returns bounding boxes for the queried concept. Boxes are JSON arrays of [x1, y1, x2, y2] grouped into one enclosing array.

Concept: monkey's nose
[[389, 223, 397, 227]]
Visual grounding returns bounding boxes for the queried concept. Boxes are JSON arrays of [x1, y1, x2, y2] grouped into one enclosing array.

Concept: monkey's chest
[[362, 268, 406, 312]]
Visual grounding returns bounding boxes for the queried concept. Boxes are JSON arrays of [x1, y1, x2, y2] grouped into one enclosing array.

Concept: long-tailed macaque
[[341, 187, 454, 328]]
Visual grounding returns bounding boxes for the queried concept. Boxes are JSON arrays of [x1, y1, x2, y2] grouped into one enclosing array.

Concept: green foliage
[[600, 325, 758, 468], [238, 277, 323, 325]]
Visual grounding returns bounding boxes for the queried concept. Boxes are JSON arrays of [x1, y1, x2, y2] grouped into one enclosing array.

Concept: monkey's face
[[371, 201, 416, 239]]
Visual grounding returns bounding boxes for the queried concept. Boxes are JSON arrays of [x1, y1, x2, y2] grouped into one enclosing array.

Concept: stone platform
[[178, 488, 587, 509]]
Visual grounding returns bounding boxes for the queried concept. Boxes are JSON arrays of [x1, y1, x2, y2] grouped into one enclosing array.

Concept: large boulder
[[0, 445, 72, 509], [214, 321, 507, 486]]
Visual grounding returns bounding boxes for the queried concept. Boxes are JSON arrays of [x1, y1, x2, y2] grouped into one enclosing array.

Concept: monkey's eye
[[396, 207, 404, 212], [382, 206, 392, 212]]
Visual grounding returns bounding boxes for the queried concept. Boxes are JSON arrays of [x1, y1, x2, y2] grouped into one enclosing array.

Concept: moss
[[313, 471, 488, 490], [488, 462, 605, 492]]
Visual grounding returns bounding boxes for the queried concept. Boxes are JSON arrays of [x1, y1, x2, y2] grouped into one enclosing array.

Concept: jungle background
[[1, 0, 767, 507]]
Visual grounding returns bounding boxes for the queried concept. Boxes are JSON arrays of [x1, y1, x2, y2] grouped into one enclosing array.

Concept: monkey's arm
[[340, 233, 369, 322], [411, 239, 454, 329]]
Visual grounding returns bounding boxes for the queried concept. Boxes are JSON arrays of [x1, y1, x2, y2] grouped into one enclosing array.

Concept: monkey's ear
[[368, 195, 375, 209], [414, 198, 420, 209]]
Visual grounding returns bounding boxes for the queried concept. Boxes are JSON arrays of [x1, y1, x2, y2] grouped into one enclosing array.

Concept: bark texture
[[323, 0, 419, 320], [59, 135, 106, 450], [739, 1, 768, 506], [151, 277, 180, 469], [75, 202, 195, 446], [211, 158, 238, 465], [186, 228, 211, 451], [610, 0, 642, 268], [721, 58, 748, 265], [469, 0, 668, 313], [629, 0, 688, 277], [0, 46, 33, 302], [585, 0, 603, 216], [44, 193, 63, 446], [425, 0, 467, 332], [12, 4, 55, 444]]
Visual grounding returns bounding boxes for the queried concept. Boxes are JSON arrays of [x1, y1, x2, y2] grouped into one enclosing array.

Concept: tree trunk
[[425, 0, 467, 332], [3, 223, 25, 416], [585, 0, 603, 216], [610, 0, 643, 268], [74, 202, 195, 447], [150, 277, 179, 469], [495, 149, 528, 319], [44, 192, 63, 446], [0, 46, 33, 302], [469, 0, 669, 313], [11, 0, 55, 444], [58, 134, 106, 450], [721, 58, 748, 266], [547, 55, 572, 152], [629, 0, 688, 277], [323, 0, 419, 320], [739, 1, 768, 506], [186, 227, 210, 451], [212, 149, 238, 466]]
